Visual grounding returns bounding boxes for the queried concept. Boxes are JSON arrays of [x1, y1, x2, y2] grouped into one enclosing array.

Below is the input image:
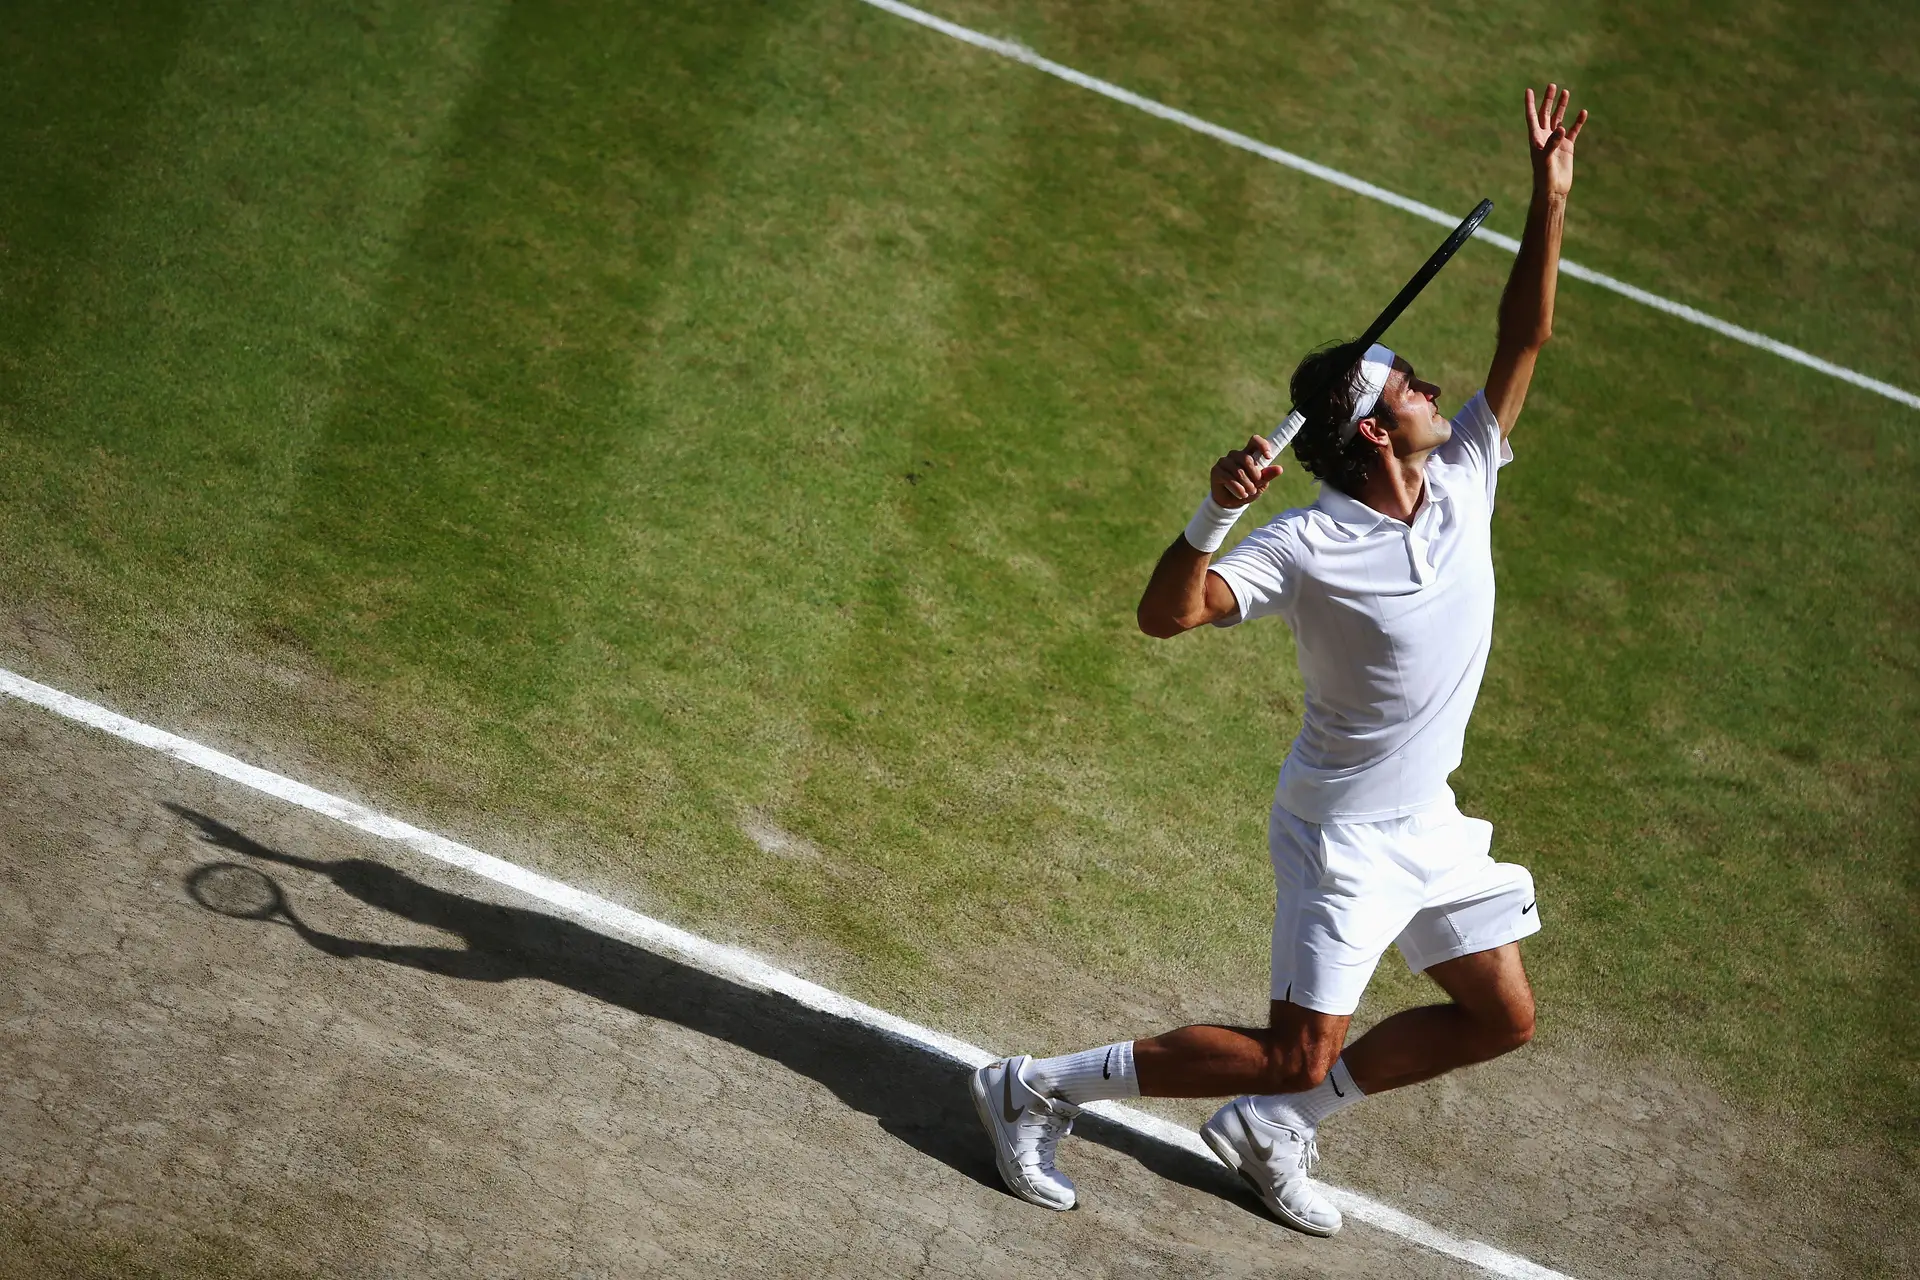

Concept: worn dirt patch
[[1, 698, 1911, 1277]]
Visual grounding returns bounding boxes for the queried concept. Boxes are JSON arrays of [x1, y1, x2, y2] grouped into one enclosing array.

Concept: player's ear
[[1355, 415, 1392, 448]]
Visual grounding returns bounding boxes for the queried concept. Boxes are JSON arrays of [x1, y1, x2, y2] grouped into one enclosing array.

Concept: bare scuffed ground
[[0, 705, 1473, 1279], [0, 702, 1909, 1278]]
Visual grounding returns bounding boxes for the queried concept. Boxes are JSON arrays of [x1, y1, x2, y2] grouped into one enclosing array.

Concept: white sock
[[1250, 1056, 1364, 1133], [1022, 1042, 1140, 1105]]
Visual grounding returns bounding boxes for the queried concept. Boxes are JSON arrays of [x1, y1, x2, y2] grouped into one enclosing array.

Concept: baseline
[[853, 0, 1919, 412], [0, 664, 1572, 1280]]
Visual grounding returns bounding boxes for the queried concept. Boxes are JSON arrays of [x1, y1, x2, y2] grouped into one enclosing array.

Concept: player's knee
[[1259, 1038, 1339, 1094], [1487, 994, 1535, 1054], [1262, 1060, 1323, 1095]]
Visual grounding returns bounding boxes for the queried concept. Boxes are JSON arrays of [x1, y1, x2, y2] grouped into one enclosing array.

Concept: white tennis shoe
[[1201, 1097, 1343, 1236], [969, 1055, 1079, 1210]]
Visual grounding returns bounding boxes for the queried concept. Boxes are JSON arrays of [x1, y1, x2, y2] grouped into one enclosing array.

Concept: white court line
[[854, 0, 1920, 412], [0, 664, 1574, 1279]]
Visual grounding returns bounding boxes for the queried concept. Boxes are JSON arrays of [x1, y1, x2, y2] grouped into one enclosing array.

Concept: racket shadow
[[167, 803, 1233, 1205]]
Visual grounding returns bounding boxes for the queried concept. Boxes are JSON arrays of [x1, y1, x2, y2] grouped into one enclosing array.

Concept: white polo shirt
[[1209, 391, 1511, 824]]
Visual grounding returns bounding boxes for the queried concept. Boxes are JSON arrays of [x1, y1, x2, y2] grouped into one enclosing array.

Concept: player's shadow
[[167, 805, 1242, 1211]]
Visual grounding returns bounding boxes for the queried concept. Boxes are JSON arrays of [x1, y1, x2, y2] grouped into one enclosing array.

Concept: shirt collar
[[1313, 462, 1455, 532], [1314, 483, 1389, 532]]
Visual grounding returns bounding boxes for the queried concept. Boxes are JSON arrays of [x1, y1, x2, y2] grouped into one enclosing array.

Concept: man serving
[[971, 86, 1587, 1235]]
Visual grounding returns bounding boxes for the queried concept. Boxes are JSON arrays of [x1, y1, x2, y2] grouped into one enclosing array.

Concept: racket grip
[[1264, 408, 1308, 466]]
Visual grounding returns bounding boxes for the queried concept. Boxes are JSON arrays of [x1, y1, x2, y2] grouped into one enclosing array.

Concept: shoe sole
[[969, 1067, 1074, 1212], [1201, 1120, 1337, 1238]]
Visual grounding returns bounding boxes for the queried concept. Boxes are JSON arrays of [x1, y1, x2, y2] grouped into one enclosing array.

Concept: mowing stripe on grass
[[854, 0, 1920, 412], [0, 664, 1573, 1280]]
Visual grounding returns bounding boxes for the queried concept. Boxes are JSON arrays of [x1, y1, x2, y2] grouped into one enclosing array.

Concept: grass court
[[2, 0, 1914, 1175]]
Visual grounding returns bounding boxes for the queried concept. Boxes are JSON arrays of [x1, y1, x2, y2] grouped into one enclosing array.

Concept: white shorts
[[1269, 801, 1540, 1015]]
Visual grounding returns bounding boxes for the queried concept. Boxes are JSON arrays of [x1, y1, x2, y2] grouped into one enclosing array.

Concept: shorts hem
[[1401, 912, 1541, 974], [1269, 982, 1362, 1017]]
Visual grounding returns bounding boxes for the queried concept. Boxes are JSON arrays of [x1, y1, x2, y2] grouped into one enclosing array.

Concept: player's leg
[[1092, 798, 1368, 1100], [1192, 809, 1416, 1237], [1189, 1000, 1355, 1236], [1130, 1000, 1347, 1096], [1219, 805, 1409, 1119], [969, 1003, 1346, 1213], [970, 806, 1401, 1220], [1341, 940, 1534, 1093], [1341, 834, 1543, 1094], [1204, 939, 1533, 1236]]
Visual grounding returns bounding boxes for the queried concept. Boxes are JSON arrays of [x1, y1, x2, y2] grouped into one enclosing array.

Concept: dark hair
[[1288, 339, 1382, 497]]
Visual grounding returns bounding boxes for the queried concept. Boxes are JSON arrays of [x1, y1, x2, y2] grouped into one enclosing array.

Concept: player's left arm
[[1485, 85, 1587, 437]]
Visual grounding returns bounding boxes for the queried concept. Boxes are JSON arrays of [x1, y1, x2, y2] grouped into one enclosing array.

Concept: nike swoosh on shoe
[[1239, 1102, 1275, 1160], [1002, 1065, 1025, 1123]]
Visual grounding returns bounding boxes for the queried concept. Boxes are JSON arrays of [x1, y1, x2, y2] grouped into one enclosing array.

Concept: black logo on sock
[[1102, 1047, 1114, 1079], [1330, 1071, 1346, 1098]]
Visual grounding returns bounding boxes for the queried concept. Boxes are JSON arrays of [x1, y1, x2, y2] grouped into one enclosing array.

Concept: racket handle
[[1264, 408, 1308, 466]]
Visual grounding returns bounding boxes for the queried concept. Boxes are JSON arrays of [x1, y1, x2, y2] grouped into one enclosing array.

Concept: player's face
[[1378, 360, 1448, 455]]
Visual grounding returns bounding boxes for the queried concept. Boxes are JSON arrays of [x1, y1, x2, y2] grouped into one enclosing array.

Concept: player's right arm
[[1136, 436, 1278, 638]]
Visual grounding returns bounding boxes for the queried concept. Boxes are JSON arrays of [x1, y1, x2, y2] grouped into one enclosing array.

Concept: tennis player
[[971, 86, 1587, 1235]]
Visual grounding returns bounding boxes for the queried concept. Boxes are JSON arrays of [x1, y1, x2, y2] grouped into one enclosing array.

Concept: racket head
[[187, 861, 288, 921]]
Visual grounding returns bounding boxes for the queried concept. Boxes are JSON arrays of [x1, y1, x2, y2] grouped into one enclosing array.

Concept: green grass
[[1, 0, 1914, 1174]]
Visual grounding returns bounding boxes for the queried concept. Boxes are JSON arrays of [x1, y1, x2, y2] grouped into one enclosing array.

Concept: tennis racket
[[1262, 198, 1494, 463]]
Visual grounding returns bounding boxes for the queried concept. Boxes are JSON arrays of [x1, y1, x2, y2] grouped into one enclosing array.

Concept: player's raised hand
[[1525, 84, 1587, 196], [1211, 435, 1281, 509]]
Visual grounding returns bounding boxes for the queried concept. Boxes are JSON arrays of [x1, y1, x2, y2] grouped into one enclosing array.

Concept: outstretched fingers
[[1525, 85, 1584, 152], [1526, 85, 1564, 143]]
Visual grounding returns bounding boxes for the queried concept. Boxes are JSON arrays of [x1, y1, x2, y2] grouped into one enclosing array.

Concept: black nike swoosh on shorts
[[1522, 901, 1536, 914]]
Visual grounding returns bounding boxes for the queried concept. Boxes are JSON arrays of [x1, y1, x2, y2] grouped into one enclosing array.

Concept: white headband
[[1339, 343, 1397, 443]]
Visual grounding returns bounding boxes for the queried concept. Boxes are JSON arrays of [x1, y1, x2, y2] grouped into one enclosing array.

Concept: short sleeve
[[1207, 517, 1298, 627], [1436, 390, 1511, 505]]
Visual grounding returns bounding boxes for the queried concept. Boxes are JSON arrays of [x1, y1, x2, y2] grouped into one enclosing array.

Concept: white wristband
[[1183, 493, 1245, 553]]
